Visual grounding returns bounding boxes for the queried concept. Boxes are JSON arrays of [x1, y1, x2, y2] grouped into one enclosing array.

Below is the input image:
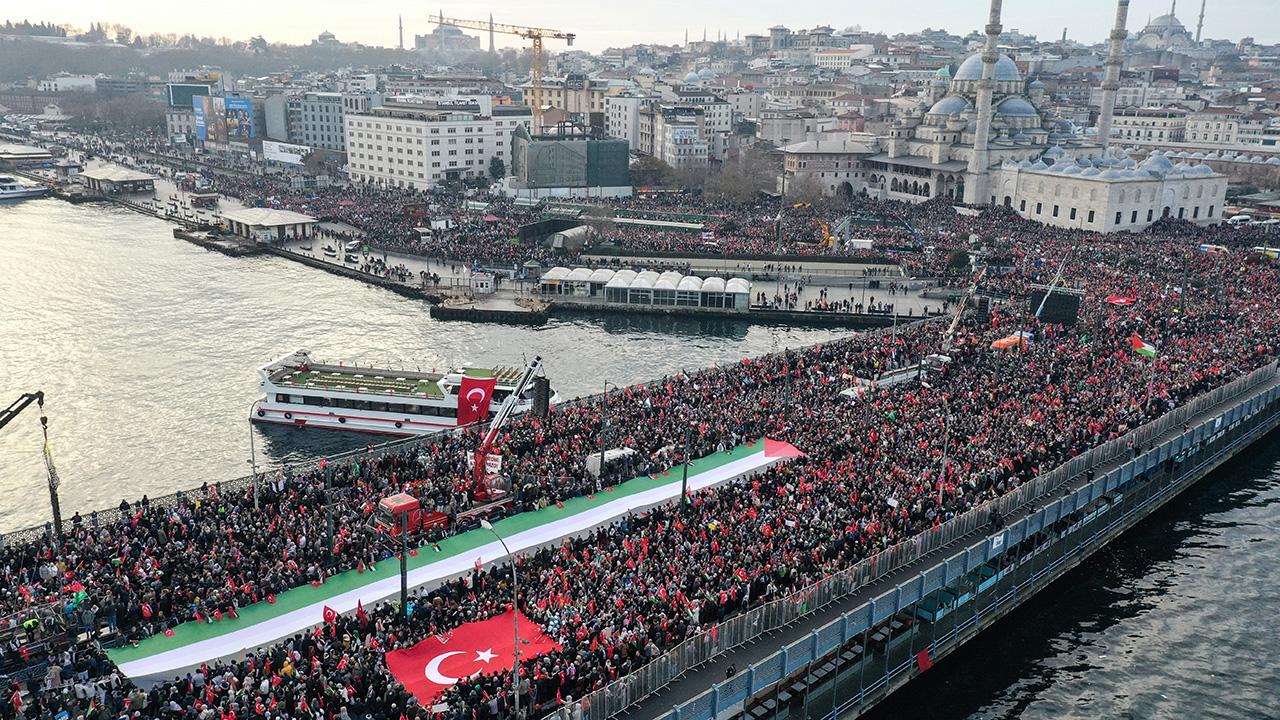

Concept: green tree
[[630, 155, 674, 188], [488, 156, 506, 180], [784, 174, 826, 207]]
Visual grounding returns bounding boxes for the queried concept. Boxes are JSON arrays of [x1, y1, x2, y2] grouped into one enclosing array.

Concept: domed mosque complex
[[862, 0, 1226, 233]]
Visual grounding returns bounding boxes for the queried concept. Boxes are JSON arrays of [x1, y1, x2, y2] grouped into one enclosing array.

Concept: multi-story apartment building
[[286, 91, 382, 152], [1110, 106, 1188, 143], [344, 104, 497, 189], [522, 74, 632, 120], [491, 105, 534, 173], [605, 93, 653, 151], [813, 49, 861, 72], [165, 107, 197, 142], [655, 107, 708, 170], [1186, 107, 1243, 145], [1237, 112, 1280, 147]]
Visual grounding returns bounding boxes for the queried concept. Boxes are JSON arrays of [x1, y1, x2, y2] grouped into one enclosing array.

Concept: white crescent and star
[[465, 387, 489, 414], [424, 649, 499, 685]]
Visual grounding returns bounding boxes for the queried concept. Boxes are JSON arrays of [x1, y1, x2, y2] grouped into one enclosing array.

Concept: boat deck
[[270, 364, 525, 399], [277, 369, 445, 398]]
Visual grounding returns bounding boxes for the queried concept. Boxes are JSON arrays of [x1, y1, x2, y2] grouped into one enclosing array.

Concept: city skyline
[[15, 0, 1276, 53]]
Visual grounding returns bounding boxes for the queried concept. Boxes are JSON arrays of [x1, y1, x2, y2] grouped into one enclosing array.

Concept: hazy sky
[[20, 0, 1274, 52]]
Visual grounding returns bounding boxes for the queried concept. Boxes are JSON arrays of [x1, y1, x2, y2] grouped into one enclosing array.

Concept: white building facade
[[345, 105, 497, 189]]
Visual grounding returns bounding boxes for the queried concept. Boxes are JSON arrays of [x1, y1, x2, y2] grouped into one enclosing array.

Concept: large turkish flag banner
[[385, 610, 560, 704], [457, 375, 498, 426]]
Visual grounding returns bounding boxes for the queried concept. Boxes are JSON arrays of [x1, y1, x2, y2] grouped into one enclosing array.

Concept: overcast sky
[[22, 0, 1274, 52]]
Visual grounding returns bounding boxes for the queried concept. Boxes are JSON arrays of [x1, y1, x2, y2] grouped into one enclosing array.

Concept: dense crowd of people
[[8, 129, 1280, 720], [3, 205, 1279, 720]]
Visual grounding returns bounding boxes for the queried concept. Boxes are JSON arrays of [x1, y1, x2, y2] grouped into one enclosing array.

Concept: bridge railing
[[555, 357, 1280, 720]]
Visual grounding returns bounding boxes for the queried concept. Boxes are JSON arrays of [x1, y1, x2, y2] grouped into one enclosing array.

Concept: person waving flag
[[1130, 333, 1157, 359]]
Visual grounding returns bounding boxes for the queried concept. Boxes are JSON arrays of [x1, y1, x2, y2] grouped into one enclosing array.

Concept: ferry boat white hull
[[252, 350, 557, 437], [255, 401, 470, 436]]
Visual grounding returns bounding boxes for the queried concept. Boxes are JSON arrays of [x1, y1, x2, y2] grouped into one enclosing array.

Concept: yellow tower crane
[[429, 14, 575, 130]]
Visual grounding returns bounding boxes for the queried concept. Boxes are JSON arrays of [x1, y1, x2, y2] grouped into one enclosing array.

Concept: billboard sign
[[224, 97, 255, 140], [168, 83, 212, 109], [262, 140, 311, 165], [192, 95, 210, 141], [193, 96, 230, 144]]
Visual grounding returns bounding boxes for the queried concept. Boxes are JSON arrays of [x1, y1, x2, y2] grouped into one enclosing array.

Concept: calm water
[[865, 432, 1280, 720], [0, 198, 844, 531]]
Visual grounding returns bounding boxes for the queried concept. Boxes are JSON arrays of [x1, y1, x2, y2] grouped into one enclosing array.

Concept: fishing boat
[[252, 350, 558, 436]]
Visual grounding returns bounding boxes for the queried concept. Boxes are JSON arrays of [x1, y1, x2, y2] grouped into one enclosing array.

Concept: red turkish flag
[[384, 610, 560, 704], [323, 605, 337, 626], [456, 376, 497, 426]]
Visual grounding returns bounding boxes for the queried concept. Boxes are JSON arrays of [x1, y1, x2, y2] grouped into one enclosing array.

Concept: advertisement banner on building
[[192, 95, 210, 141], [224, 97, 255, 140], [262, 140, 311, 165], [194, 96, 229, 144]]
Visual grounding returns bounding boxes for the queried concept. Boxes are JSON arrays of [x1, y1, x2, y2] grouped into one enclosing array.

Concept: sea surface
[[0, 197, 843, 531]]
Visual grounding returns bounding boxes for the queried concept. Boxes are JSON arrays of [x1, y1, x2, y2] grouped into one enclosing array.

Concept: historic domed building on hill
[[854, 0, 1226, 232], [864, 49, 1093, 203], [1134, 3, 1196, 50]]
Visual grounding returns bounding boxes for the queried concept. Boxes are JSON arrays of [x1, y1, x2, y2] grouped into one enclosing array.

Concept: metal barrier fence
[[556, 358, 1280, 720]]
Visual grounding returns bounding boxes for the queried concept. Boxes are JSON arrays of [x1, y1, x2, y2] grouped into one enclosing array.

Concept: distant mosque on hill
[[862, 0, 1225, 232]]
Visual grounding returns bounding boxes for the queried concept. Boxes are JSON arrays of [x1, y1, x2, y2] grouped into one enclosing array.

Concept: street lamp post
[[480, 519, 520, 720], [598, 381, 615, 485], [923, 381, 949, 508], [399, 511, 410, 618], [681, 424, 694, 512], [248, 400, 261, 510]]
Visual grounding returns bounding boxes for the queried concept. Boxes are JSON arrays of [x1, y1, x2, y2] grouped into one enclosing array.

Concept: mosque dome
[[698, 68, 716, 79], [682, 71, 700, 84], [1267, 157, 1280, 166], [1139, 154, 1176, 174], [953, 52, 1022, 82], [928, 95, 972, 116], [1144, 13, 1187, 32], [1028, 78, 1046, 90], [995, 96, 1039, 117]]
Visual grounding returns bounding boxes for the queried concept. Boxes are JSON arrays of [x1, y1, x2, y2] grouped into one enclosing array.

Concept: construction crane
[[1, 391, 65, 544], [429, 13, 574, 129]]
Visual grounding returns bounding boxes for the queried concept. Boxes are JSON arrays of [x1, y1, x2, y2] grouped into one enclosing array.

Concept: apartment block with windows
[[344, 104, 496, 190]]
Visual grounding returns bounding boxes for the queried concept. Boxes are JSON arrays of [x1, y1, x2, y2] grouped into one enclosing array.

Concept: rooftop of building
[[220, 206, 317, 227]]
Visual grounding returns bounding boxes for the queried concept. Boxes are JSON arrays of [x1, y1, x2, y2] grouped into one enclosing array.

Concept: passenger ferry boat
[[0, 175, 47, 200], [253, 350, 557, 435]]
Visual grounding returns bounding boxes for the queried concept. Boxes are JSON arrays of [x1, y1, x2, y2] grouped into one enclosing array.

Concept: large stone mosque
[[861, 0, 1226, 232]]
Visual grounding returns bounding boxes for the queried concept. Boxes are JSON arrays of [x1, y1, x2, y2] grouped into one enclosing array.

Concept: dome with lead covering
[[953, 52, 1022, 82], [928, 95, 972, 116], [995, 96, 1039, 117]]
